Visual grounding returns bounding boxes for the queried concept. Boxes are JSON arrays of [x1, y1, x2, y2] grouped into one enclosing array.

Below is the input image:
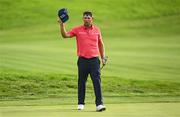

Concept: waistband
[[79, 56, 99, 60]]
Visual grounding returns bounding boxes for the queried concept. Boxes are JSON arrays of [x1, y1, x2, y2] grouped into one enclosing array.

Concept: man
[[58, 11, 106, 112]]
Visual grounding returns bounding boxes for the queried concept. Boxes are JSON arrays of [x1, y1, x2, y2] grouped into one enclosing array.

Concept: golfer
[[58, 11, 106, 111]]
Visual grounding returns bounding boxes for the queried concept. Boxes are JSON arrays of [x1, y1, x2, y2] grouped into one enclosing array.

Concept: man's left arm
[[98, 33, 106, 65]]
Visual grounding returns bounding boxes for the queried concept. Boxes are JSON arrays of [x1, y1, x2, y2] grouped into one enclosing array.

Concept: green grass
[[1, 29, 180, 81], [0, 73, 180, 102], [1, 97, 180, 107], [0, 0, 180, 104], [1, 103, 180, 117], [1, 0, 180, 29]]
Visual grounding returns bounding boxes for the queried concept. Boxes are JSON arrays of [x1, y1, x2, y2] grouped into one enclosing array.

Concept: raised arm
[[58, 17, 73, 38]]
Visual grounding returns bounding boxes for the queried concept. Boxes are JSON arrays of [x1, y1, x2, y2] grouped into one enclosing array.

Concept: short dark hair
[[83, 11, 92, 17]]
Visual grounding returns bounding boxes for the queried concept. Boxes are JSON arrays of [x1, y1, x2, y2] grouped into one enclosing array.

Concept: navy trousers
[[77, 57, 103, 106]]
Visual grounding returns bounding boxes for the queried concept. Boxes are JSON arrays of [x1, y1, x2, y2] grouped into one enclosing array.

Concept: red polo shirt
[[68, 25, 102, 58]]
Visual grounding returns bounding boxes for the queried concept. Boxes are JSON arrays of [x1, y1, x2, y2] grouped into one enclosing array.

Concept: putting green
[[1, 103, 180, 117]]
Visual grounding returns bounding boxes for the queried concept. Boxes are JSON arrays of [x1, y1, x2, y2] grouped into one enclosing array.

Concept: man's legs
[[77, 57, 89, 105], [89, 58, 103, 106]]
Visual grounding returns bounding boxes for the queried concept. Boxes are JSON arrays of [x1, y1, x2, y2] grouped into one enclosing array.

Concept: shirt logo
[[79, 32, 87, 34], [92, 32, 99, 35]]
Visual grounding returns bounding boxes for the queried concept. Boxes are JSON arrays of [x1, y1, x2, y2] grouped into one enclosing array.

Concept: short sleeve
[[68, 27, 77, 37]]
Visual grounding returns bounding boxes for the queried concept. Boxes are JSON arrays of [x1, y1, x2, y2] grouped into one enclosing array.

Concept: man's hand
[[102, 56, 108, 65], [57, 17, 63, 25], [102, 58, 106, 65], [101, 56, 108, 70]]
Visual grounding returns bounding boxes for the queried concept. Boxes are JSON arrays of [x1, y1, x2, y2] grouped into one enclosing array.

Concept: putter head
[[58, 8, 69, 23]]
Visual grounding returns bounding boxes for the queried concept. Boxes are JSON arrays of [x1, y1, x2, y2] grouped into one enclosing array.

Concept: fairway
[[1, 103, 180, 117]]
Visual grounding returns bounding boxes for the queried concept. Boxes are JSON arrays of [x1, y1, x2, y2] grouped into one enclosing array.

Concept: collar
[[83, 25, 94, 30]]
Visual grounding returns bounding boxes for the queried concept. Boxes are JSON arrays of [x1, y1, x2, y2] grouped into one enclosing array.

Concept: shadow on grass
[[54, 108, 99, 112], [67, 109, 97, 112]]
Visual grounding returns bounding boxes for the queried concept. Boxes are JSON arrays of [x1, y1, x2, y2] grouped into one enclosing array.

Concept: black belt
[[79, 56, 99, 60]]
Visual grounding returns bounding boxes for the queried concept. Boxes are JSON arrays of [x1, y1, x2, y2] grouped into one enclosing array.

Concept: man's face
[[83, 15, 93, 27]]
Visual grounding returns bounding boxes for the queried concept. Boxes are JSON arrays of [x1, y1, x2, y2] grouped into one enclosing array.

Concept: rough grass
[[0, 0, 180, 29], [0, 73, 180, 100]]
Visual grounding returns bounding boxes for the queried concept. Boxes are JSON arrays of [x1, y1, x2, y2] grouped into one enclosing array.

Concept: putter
[[101, 56, 108, 70]]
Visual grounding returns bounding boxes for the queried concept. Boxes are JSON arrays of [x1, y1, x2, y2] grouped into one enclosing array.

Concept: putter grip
[[102, 56, 108, 65], [104, 56, 108, 62]]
